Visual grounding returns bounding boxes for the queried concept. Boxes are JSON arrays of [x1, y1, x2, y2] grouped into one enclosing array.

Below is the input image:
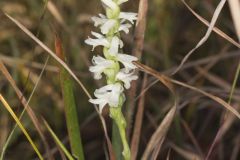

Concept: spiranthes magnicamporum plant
[[85, 0, 138, 159]]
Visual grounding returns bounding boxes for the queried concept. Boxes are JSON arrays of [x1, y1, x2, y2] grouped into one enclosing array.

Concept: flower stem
[[110, 107, 131, 160]]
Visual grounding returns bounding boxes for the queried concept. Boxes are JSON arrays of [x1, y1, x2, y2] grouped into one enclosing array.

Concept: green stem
[[112, 121, 122, 159], [110, 107, 131, 160]]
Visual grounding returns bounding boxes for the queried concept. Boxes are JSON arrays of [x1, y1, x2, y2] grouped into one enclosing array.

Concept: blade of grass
[[55, 35, 85, 160], [169, 143, 201, 160], [142, 105, 177, 159], [43, 120, 75, 160], [172, 0, 227, 74], [180, 0, 240, 49], [0, 94, 43, 160]]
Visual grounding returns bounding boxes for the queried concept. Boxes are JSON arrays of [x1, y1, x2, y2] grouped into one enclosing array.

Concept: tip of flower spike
[[101, 0, 118, 10]]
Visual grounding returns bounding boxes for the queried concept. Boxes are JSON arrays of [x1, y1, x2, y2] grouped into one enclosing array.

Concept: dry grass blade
[[0, 94, 43, 160], [170, 143, 202, 160], [47, 1, 66, 29], [4, 13, 116, 160], [142, 106, 177, 159], [134, 61, 240, 119], [132, 0, 148, 59], [127, 0, 148, 135], [132, 63, 177, 159], [130, 74, 147, 160], [173, 0, 227, 74], [181, 0, 240, 48], [228, 0, 240, 40]]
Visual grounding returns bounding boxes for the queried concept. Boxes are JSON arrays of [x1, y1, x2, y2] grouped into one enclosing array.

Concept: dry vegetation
[[0, 0, 240, 159]]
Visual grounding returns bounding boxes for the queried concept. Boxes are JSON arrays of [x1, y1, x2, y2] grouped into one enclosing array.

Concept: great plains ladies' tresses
[[85, 0, 138, 112], [85, 0, 137, 159]]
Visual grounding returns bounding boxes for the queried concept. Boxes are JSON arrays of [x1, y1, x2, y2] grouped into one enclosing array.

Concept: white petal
[[84, 32, 109, 50], [91, 15, 107, 27], [108, 83, 123, 106], [89, 56, 114, 79], [116, 53, 138, 71], [116, 69, 138, 89], [118, 23, 132, 34], [91, 31, 105, 39], [95, 84, 115, 93], [101, 19, 117, 34], [89, 98, 108, 113], [101, 0, 118, 10], [108, 36, 123, 56], [90, 83, 124, 111], [119, 12, 137, 24]]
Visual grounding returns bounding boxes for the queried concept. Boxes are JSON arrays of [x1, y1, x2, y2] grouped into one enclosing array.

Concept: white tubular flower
[[89, 56, 114, 79], [89, 83, 124, 112], [108, 36, 123, 56], [116, 53, 138, 71], [119, 12, 137, 24], [91, 14, 108, 27], [92, 14, 117, 34], [101, 0, 118, 10], [119, 23, 132, 34], [101, 19, 117, 34], [85, 32, 109, 50], [116, 69, 138, 89], [91, 12, 136, 34]]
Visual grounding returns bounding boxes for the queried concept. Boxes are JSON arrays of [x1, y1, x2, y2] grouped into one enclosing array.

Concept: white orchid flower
[[92, 14, 117, 34], [119, 12, 137, 24], [115, 53, 138, 71], [89, 56, 114, 79], [91, 14, 108, 27], [85, 32, 123, 54], [85, 32, 109, 50], [101, 0, 118, 10], [89, 83, 124, 112], [108, 36, 123, 56], [100, 19, 118, 34], [116, 69, 138, 89], [91, 12, 136, 34]]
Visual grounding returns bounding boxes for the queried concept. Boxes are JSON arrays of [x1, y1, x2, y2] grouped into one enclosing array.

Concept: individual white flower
[[116, 69, 138, 89], [91, 14, 116, 34], [91, 14, 108, 27], [85, 32, 109, 50], [115, 53, 138, 71], [119, 12, 137, 24], [89, 56, 114, 79], [91, 12, 137, 34], [89, 83, 124, 112], [101, 0, 118, 10], [119, 23, 132, 34], [101, 19, 118, 34], [108, 36, 123, 56]]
